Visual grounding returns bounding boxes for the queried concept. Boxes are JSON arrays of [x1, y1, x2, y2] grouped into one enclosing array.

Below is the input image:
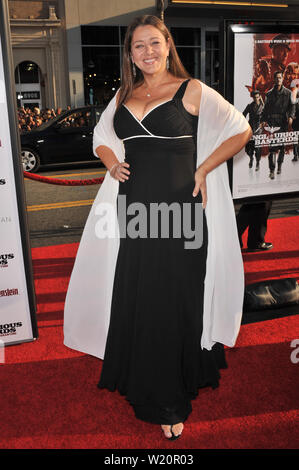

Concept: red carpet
[[241, 215, 299, 284], [0, 216, 299, 449]]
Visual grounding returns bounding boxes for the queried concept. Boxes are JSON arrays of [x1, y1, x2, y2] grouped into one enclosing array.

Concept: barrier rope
[[23, 171, 105, 186]]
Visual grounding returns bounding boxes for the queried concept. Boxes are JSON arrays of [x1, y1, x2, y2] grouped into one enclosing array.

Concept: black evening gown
[[97, 79, 227, 425]]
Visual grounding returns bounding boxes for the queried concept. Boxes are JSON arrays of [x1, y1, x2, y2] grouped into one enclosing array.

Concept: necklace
[[144, 74, 170, 98]]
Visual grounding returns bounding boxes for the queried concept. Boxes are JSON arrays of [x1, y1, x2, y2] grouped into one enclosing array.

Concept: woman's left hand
[[193, 167, 207, 209]]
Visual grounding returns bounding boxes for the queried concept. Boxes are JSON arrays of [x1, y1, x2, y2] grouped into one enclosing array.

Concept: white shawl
[[63, 80, 250, 359]]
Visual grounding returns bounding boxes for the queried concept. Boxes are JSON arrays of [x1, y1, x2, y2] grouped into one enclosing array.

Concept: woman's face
[[284, 63, 299, 88], [130, 25, 170, 76]]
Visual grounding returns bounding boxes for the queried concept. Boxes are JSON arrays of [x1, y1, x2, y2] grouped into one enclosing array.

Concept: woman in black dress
[[94, 15, 251, 440]]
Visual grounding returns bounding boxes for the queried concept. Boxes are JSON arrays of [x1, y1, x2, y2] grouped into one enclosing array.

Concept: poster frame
[[0, 0, 38, 344], [224, 21, 299, 204]]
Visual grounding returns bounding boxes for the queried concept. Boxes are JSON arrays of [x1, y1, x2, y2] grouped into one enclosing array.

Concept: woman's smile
[[143, 58, 157, 64]]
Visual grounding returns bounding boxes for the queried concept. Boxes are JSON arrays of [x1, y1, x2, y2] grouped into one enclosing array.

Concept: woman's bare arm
[[95, 145, 120, 171], [193, 127, 252, 208], [95, 145, 130, 182], [197, 126, 252, 177], [94, 91, 130, 182]]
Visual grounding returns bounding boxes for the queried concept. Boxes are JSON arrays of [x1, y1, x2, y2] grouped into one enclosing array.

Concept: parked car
[[20, 106, 105, 172]]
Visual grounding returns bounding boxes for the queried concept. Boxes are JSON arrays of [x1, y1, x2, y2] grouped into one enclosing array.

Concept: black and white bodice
[[112, 79, 199, 204], [113, 79, 198, 141]]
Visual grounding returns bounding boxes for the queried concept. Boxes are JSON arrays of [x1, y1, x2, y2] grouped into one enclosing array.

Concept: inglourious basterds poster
[[232, 30, 299, 199]]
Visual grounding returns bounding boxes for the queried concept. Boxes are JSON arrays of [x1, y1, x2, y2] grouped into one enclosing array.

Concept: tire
[[21, 148, 41, 173]]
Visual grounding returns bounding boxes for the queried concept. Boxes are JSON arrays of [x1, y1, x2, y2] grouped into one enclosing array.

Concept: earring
[[166, 56, 169, 70], [132, 61, 136, 78]]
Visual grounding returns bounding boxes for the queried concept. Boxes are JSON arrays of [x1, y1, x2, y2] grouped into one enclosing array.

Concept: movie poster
[[233, 31, 299, 199]]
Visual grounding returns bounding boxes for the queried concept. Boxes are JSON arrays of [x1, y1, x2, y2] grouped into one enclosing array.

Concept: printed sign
[[16, 91, 40, 100], [0, 6, 37, 347]]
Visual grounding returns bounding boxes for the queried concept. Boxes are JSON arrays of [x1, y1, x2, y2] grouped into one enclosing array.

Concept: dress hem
[[97, 361, 228, 425]]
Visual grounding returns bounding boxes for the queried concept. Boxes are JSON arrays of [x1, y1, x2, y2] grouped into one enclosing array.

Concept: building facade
[[9, 0, 69, 110], [64, 0, 219, 107], [8, 0, 299, 110]]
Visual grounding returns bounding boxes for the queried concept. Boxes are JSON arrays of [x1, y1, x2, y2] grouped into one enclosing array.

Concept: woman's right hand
[[193, 166, 207, 209], [109, 162, 130, 182]]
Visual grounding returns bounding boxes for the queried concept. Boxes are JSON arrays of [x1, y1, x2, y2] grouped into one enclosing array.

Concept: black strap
[[173, 79, 190, 101]]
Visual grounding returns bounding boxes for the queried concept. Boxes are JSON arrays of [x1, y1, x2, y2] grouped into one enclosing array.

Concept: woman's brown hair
[[116, 15, 191, 111]]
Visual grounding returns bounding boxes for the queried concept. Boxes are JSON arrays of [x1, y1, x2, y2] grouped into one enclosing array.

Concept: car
[[20, 105, 105, 172]]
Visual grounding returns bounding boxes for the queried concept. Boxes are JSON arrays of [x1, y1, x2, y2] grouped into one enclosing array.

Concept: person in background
[[42, 108, 53, 122], [236, 201, 273, 251], [35, 117, 43, 128], [33, 106, 41, 117], [24, 115, 35, 132]]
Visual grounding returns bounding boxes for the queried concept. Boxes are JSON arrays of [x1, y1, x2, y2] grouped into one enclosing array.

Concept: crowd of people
[[17, 106, 71, 133]]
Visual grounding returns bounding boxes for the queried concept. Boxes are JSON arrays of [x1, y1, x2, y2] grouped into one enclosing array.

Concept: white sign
[[0, 33, 36, 345]]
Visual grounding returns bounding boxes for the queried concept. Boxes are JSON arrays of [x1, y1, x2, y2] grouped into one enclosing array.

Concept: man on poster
[[292, 103, 299, 161], [251, 34, 292, 99], [288, 76, 299, 162], [243, 90, 264, 171], [260, 70, 295, 179]]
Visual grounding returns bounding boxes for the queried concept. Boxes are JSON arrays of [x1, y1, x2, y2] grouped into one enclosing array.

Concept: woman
[[63, 15, 251, 440]]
